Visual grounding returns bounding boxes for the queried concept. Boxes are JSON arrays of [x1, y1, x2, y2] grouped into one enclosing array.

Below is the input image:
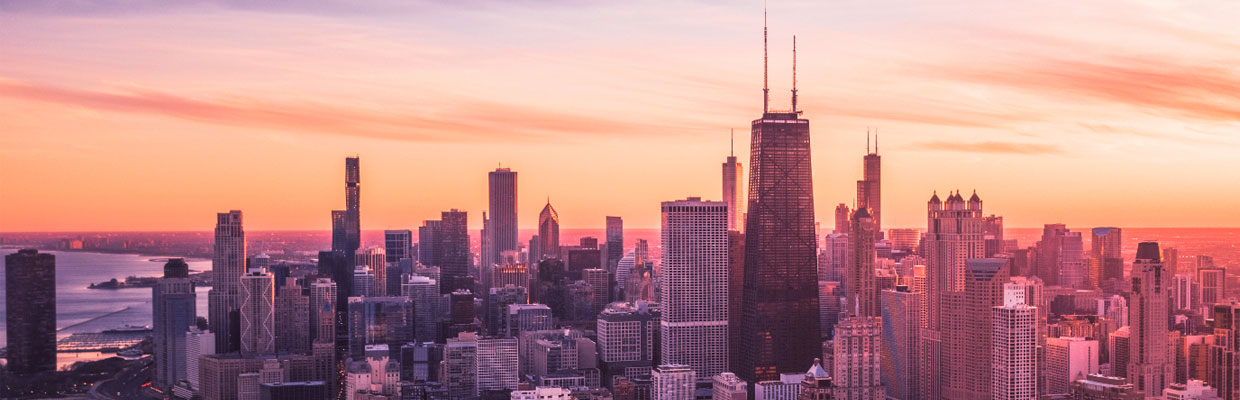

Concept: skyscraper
[[383, 229, 412, 264], [846, 207, 879, 317], [273, 277, 309, 355], [1046, 336, 1100, 395], [154, 258, 197, 388], [834, 204, 851, 235], [489, 168, 519, 265], [598, 301, 661, 386], [309, 278, 337, 344], [356, 246, 386, 296], [420, 210, 470, 293], [538, 201, 561, 260], [209, 210, 245, 353], [4, 249, 56, 374], [606, 216, 624, 273], [402, 275, 440, 342], [660, 198, 729, 381], [723, 136, 744, 232], [1211, 301, 1240, 400], [344, 156, 361, 255], [881, 286, 920, 400], [833, 316, 884, 399], [239, 268, 275, 356], [445, 333, 479, 399], [992, 286, 1039, 400], [477, 337, 519, 391], [1128, 242, 1172, 395], [1091, 228, 1123, 289], [738, 27, 820, 382], [944, 257, 1011, 400], [857, 133, 881, 233], [921, 191, 984, 400]]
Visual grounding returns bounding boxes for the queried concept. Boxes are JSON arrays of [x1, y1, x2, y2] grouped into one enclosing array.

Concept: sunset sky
[[2, 0, 1239, 232]]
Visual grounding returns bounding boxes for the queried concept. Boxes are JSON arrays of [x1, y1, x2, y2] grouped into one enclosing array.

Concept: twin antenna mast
[[762, 6, 799, 115]]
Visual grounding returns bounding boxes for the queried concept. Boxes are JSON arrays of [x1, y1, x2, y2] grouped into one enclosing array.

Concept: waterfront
[[0, 248, 209, 355]]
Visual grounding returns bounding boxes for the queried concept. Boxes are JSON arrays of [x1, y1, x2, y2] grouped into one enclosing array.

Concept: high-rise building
[[345, 156, 361, 255], [209, 210, 246, 354], [857, 134, 881, 233], [402, 275, 440, 342], [485, 285, 528, 336], [445, 333, 479, 399], [755, 373, 806, 400], [737, 34, 820, 380], [537, 201, 561, 261], [308, 278, 336, 344], [273, 277, 309, 355], [723, 146, 745, 232], [185, 328, 215, 390], [1211, 301, 1240, 400], [606, 216, 625, 273], [820, 233, 847, 283], [992, 285, 1039, 400], [489, 168, 519, 266], [846, 207, 879, 317], [420, 210, 470, 293], [1035, 224, 1086, 288], [660, 197, 729, 381], [888, 228, 920, 254], [584, 268, 611, 316], [713, 372, 748, 400], [1164, 380, 1222, 400], [833, 316, 884, 399], [1047, 337, 1101, 395], [506, 303, 553, 338], [1091, 228, 1123, 290], [1173, 274, 1200, 312], [881, 286, 920, 400], [383, 229, 412, 264], [1128, 242, 1172, 395], [1178, 335, 1212, 385], [355, 246, 386, 296], [239, 268, 275, 356], [921, 191, 984, 400], [1200, 267, 1227, 308], [399, 341, 443, 382], [983, 215, 1005, 258], [352, 265, 375, 297], [154, 258, 197, 388], [944, 257, 1011, 400], [1110, 327, 1131, 379], [346, 296, 414, 358], [598, 301, 660, 387], [834, 204, 851, 235], [652, 364, 696, 400], [477, 337, 520, 391]]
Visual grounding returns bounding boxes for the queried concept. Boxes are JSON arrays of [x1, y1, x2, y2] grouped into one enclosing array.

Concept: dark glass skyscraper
[[4, 249, 56, 374], [420, 210, 470, 293], [344, 156, 361, 255], [153, 258, 197, 389], [488, 168, 518, 265], [737, 31, 820, 381], [605, 216, 624, 273]]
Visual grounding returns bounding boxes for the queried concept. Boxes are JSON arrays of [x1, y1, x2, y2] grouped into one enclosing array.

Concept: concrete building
[[154, 258, 198, 388], [652, 364, 696, 400], [1070, 374, 1144, 399], [833, 316, 884, 399], [209, 210, 246, 353], [712, 372, 748, 400], [992, 285, 1039, 400], [921, 190, 985, 400], [273, 277, 309, 355], [478, 337, 519, 391], [445, 332, 479, 399], [1128, 242, 1173, 395], [660, 198, 729, 381], [799, 359, 833, 400], [755, 373, 803, 400], [1047, 337, 1101, 395], [598, 301, 660, 386], [239, 267, 275, 356]]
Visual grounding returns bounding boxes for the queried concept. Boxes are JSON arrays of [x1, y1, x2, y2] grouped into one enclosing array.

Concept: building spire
[[791, 34, 798, 114], [875, 129, 879, 154], [763, 5, 769, 113], [730, 128, 735, 157], [867, 127, 871, 154]]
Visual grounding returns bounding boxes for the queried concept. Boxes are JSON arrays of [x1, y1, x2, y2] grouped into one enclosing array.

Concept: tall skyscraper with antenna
[[738, 14, 820, 382], [857, 131, 881, 233], [723, 129, 744, 232]]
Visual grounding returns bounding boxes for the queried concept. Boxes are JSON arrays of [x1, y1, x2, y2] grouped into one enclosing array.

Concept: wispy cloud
[[0, 78, 667, 143], [913, 140, 1063, 155]]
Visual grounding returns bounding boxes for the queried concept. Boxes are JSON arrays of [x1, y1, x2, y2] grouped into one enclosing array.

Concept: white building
[[477, 337, 519, 391], [511, 387, 572, 400], [352, 265, 375, 298], [754, 373, 802, 400], [659, 198, 729, 380], [653, 364, 696, 400], [1046, 337, 1100, 395], [239, 268, 274, 355], [1165, 380, 1222, 400], [344, 345, 400, 400], [184, 328, 215, 390], [992, 284, 1039, 400]]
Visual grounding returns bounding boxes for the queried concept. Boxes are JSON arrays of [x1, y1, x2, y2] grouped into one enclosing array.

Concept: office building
[[660, 198, 729, 380], [1070, 374, 1144, 399], [833, 316, 883, 399], [944, 257, 1010, 400], [881, 286, 920, 400], [445, 332, 480, 399], [383, 229, 412, 265], [352, 265, 375, 297], [723, 146, 744, 232], [1211, 301, 1240, 399], [755, 373, 804, 400], [506, 303, 553, 338], [847, 207, 879, 317], [857, 133, 881, 232], [1128, 242, 1172, 395], [308, 278, 336, 344], [538, 201, 561, 260], [402, 275, 440, 343], [154, 258, 197, 388], [489, 168, 519, 266], [992, 285, 1039, 400], [713, 372, 748, 400], [1047, 337, 1101, 395], [420, 209, 470, 293], [1091, 228, 1123, 289], [355, 247, 386, 296], [185, 328, 216, 390], [346, 296, 414, 357], [239, 268, 275, 356], [606, 216, 625, 272], [273, 277, 309, 355], [737, 39, 821, 380], [598, 301, 660, 386], [921, 191, 985, 400], [1200, 267, 1227, 308], [652, 364, 695, 400], [799, 359, 833, 400], [209, 210, 246, 353], [477, 337, 520, 391]]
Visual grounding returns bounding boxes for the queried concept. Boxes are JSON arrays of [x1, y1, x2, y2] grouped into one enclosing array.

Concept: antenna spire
[[875, 129, 879, 153], [762, 5, 769, 113], [867, 127, 871, 153], [730, 128, 735, 157], [791, 34, 798, 113]]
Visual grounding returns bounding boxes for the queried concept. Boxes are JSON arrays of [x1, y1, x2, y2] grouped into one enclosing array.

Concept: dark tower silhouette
[[737, 21, 820, 382], [344, 156, 361, 255], [4, 249, 57, 374]]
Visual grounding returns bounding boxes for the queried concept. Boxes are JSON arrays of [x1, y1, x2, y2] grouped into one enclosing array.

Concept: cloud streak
[[913, 140, 1063, 155], [0, 78, 668, 143]]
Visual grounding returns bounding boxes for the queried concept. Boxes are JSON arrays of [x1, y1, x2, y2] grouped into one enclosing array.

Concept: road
[[88, 357, 162, 400]]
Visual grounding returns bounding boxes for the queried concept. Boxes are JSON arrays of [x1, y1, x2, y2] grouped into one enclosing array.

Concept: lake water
[[0, 248, 210, 347]]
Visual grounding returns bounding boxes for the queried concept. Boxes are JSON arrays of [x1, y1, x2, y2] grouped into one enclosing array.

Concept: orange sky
[[2, 0, 1239, 232]]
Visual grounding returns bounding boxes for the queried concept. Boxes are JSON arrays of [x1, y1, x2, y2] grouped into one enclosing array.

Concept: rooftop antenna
[[867, 127, 871, 154], [730, 128, 735, 157], [791, 34, 798, 114], [875, 129, 879, 153], [763, 4, 769, 113]]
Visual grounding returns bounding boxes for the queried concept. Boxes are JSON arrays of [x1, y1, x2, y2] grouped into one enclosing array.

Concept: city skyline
[[3, 1, 1240, 232]]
